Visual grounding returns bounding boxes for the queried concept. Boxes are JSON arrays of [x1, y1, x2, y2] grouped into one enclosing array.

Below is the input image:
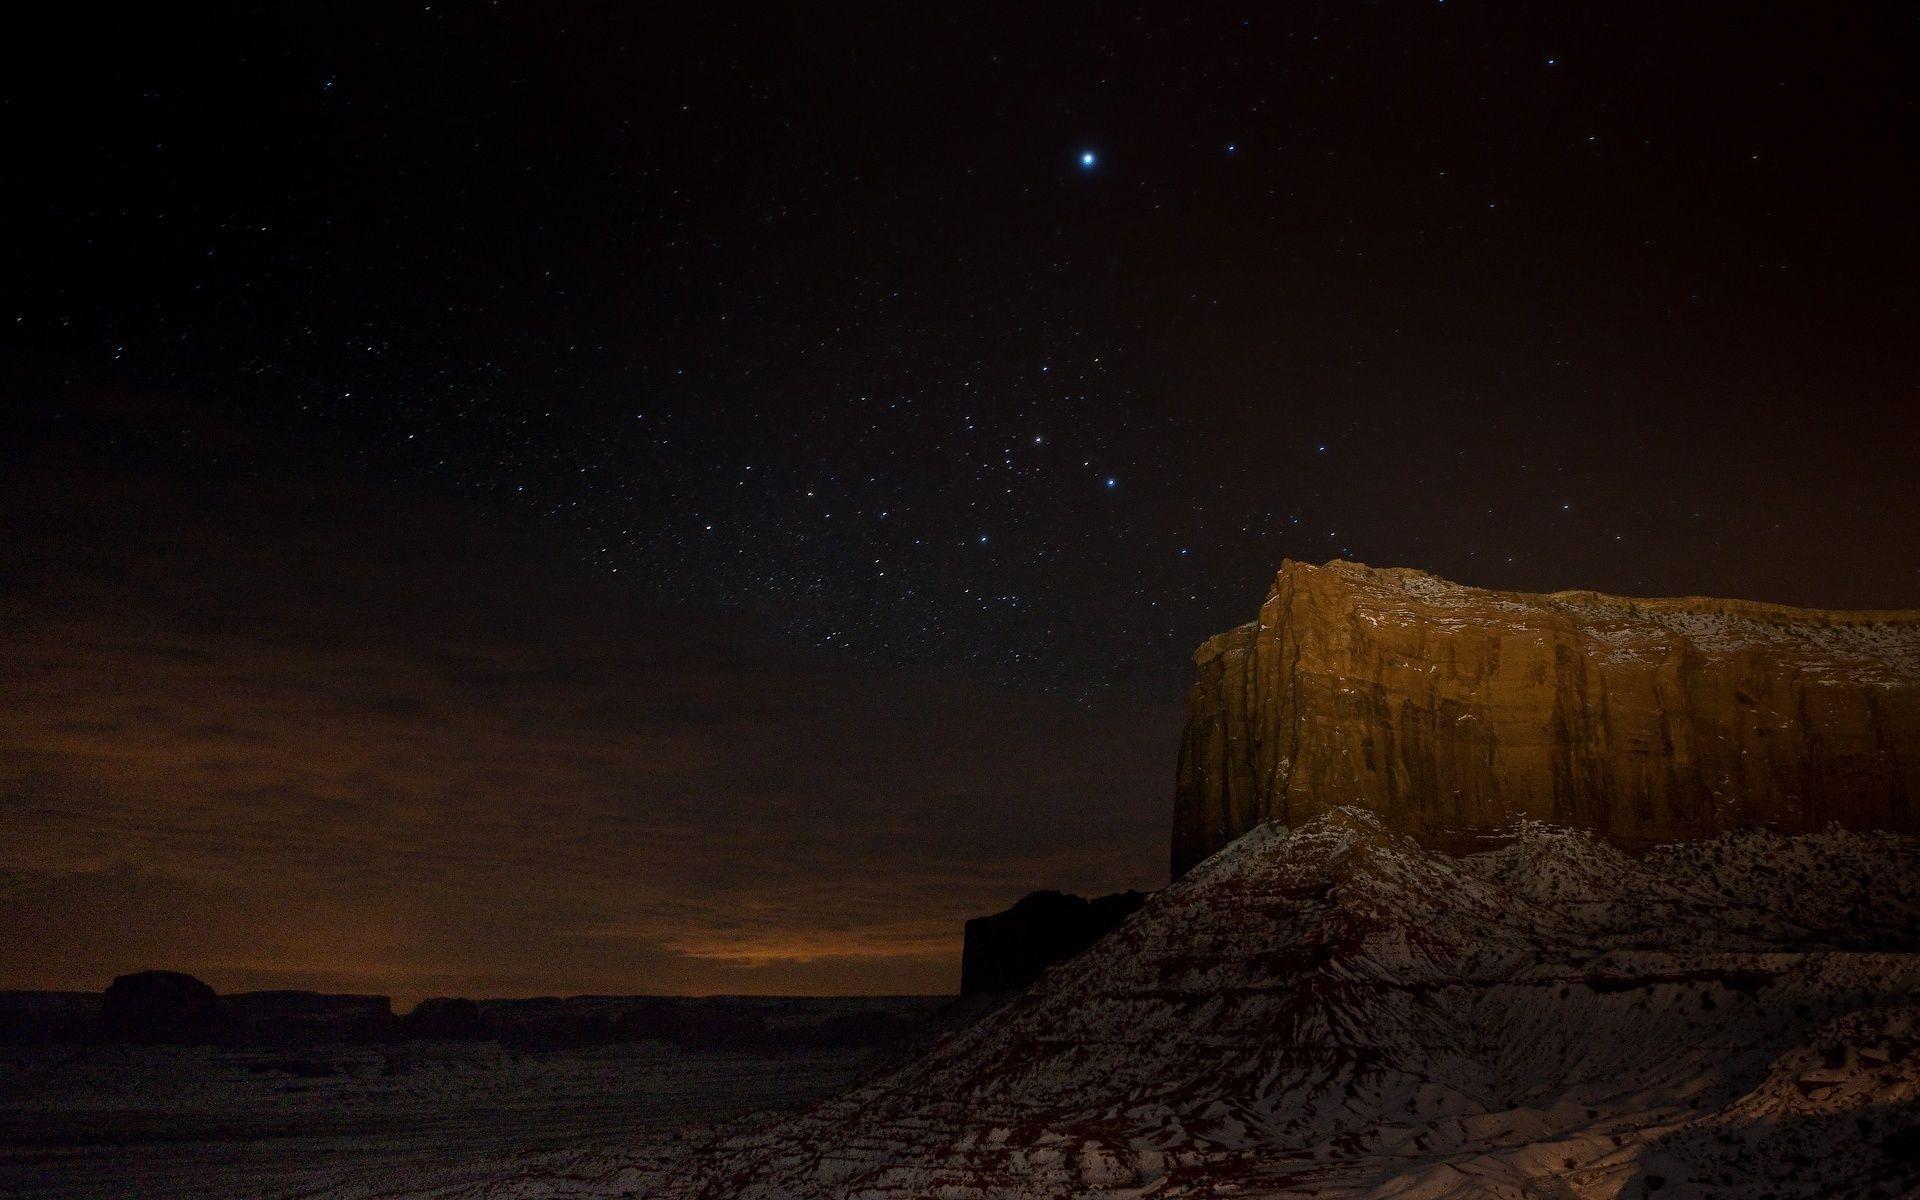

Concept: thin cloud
[[2, 456, 1176, 1004]]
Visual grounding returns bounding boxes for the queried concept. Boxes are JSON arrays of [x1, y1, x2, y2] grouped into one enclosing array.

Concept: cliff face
[[1172, 560, 1920, 876]]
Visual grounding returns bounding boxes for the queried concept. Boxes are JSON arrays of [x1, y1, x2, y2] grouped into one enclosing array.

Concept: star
[[1079, 150, 1097, 168]]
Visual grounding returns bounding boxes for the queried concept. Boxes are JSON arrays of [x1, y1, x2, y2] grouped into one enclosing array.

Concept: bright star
[[1079, 150, 1097, 168]]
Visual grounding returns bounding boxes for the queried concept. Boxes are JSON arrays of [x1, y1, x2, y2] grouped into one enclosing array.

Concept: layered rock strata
[[549, 810, 1920, 1199], [1173, 559, 1920, 876]]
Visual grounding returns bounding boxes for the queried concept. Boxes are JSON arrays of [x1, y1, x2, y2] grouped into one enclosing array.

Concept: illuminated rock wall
[[1172, 559, 1920, 876]]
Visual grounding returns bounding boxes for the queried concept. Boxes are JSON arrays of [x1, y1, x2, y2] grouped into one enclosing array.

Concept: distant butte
[[960, 889, 1148, 996], [1173, 559, 1920, 875]]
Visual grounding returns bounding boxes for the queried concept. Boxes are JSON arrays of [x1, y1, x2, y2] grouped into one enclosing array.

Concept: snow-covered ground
[[454, 811, 1917, 1199], [12, 814, 1916, 1198]]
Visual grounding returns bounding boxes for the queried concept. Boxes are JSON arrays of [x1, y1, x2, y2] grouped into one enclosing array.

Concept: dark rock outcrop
[[99, 970, 221, 1044], [960, 889, 1148, 995], [1173, 559, 1920, 877]]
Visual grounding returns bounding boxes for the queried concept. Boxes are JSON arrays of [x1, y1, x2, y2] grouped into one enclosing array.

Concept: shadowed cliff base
[[1174, 560, 1920, 876]]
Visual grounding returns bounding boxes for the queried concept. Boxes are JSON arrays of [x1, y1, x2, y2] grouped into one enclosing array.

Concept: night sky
[[4, 4, 1917, 1000]]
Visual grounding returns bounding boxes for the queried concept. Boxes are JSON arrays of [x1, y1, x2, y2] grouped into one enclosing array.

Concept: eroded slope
[[639, 810, 1920, 1199]]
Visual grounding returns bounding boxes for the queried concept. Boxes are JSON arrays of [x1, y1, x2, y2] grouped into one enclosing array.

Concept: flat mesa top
[[1243, 559, 1920, 682]]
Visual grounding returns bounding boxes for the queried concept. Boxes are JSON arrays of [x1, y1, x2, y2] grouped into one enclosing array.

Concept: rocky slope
[[1173, 560, 1920, 876], [452, 809, 1920, 1199]]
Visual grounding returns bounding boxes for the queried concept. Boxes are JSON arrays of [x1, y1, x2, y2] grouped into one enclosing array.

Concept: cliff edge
[[1172, 559, 1920, 875]]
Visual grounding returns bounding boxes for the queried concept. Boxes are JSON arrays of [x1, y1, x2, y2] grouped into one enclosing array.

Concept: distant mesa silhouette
[[961, 888, 1148, 995], [0, 978, 953, 1051], [403, 996, 487, 1040], [100, 970, 221, 1044], [227, 990, 394, 1044], [0, 990, 97, 1044]]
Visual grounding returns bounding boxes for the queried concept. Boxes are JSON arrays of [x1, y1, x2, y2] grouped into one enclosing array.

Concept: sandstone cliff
[[1173, 560, 1920, 876]]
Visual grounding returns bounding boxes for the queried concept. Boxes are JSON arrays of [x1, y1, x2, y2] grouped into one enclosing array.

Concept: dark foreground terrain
[[0, 997, 950, 1199]]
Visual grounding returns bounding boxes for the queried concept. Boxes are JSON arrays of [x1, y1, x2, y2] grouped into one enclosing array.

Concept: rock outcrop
[[1173, 559, 1920, 876], [640, 810, 1920, 1199], [959, 889, 1148, 995]]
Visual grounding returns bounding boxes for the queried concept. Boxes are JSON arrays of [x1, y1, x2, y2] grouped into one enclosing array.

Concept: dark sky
[[3, 4, 1916, 999]]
